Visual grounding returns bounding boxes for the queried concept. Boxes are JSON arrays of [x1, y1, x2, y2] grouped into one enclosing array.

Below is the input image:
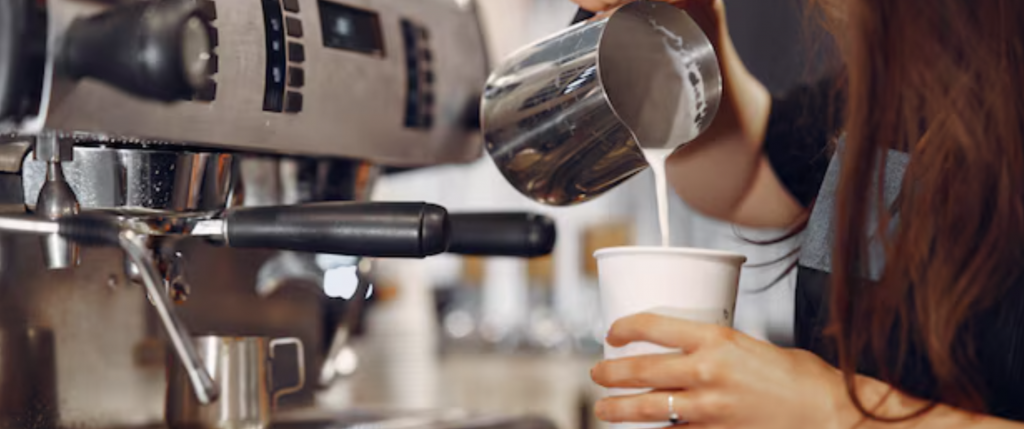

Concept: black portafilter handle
[[446, 213, 557, 258], [222, 202, 451, 258], [52, 206, 555, 258]]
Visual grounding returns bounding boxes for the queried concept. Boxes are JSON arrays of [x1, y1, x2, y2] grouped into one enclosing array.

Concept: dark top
[[762, 76, 1024, 421]]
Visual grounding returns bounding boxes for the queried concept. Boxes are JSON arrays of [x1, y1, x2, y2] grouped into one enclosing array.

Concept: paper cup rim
[[594, 246, 747, 264]]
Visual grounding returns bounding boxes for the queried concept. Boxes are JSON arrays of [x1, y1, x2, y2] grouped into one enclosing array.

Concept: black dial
[[0, 0, 47, 124], [62, 0, 215, 102]]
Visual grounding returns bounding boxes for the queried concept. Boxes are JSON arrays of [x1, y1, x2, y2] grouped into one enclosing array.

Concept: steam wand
[[0, 215, 221, 405], [119, 231, 219, 404]]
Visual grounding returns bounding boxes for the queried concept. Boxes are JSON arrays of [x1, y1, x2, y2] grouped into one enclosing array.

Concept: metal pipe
[[118, 231, 219, 404], [0, 216, 59, 235], [0, 215, 220, 404]]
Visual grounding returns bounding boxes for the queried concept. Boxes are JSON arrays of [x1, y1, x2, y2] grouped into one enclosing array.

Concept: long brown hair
[[826, 0, 1024, 419]]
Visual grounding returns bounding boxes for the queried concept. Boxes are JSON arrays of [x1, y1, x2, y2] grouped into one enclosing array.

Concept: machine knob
[[62, 0, 214, 102], [0, 0, 46, 124]]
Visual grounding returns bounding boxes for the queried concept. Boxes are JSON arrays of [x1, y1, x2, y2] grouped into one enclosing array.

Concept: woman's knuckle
[[705, 393, 735, 416], [687, 394, 726, 421], [708, 325, 735, 343], [694, 359, 720, 384], [687, 394, 713, 420]]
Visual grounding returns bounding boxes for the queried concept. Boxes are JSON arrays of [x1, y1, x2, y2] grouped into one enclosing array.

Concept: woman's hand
[[590, 313, 851, 428], [570, 0, 723, 40]]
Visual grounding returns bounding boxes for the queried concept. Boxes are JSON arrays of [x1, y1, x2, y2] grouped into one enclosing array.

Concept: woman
[[578, 0, 1024, 427]]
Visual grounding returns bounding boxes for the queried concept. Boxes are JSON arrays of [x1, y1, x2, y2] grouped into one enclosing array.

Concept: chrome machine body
[[2, 0, 487, 165], [0, 1, 557, 429]]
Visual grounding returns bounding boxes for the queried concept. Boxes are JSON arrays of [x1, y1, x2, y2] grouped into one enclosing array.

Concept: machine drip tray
[[272, 408, 556, 429], [100, 408, 556, 429]]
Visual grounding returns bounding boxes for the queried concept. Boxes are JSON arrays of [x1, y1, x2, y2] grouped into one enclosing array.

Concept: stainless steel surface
[[0, 2, 529, 428], [4, 0, 488, 166], [191, 219, 225, 238], [0, 140, 31, 173], [482, 1, 721, 205], [0, 215, 60, 234], [0, 327, 57, 428], [0, 231, 320, 428], [272, 408, 558, 429], [33, 131, 73, 163], [23, 146, 235, 211], [36, 160, 81, 269], [121, 231, 220, 406], [33, 131, 81, 269], [167, 336, 306, 429]]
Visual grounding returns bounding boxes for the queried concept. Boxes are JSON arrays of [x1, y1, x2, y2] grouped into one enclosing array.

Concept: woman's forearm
[[664, 22, 792, 227]]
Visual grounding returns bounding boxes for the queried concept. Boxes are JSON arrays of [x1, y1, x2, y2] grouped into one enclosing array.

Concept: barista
[[573, 0, 1024, 427]]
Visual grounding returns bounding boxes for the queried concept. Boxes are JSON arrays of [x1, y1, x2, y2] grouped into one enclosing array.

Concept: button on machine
[[285, 91, 303, 113], [263, 0, 306, 113], [288, 42, 305, 62], [285, 16, 304, 38], [196, 0, 217, 21], [261, 0, 287, 112], [401, 19, 436, 129], [288, 67, 305, 88]]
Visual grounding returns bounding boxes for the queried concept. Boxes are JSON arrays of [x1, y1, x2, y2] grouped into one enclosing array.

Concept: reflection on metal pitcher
[[482, 1, 722, 205], [166, 336, 305, 429]]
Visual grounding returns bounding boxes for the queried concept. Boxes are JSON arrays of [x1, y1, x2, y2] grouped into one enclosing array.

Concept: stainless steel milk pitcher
[[166, 336, 305, 429], [482, 1, 722, 205]]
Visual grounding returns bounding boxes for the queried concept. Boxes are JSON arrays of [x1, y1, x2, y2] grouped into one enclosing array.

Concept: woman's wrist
[[828, 372, 992, 429]]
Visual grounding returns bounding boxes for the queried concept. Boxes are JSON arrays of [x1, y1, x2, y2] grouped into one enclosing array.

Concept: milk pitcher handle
[[269, 337, 305, 408]]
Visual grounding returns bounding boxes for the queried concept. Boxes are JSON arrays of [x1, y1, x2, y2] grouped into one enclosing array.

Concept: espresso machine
[[0, 0, 556, 428]]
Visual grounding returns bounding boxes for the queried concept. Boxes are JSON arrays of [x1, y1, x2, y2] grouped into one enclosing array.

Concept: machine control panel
[[261, 0, 307, 113], [2, 0, 489, 166], [402, 19, 436, 130]]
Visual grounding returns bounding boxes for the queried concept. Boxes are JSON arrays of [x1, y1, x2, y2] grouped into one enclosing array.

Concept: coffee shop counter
[[314, 342, 604, 429]]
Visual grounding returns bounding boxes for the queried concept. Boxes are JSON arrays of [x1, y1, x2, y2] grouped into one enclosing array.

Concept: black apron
[[793, 151, 1024, 420]]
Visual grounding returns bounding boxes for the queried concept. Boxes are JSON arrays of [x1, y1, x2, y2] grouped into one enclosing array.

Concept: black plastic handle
[[223, 202, 450, 258], [62, 0, 212, 102], [571, 8, 596, 25], [447, 213, 557, 258]]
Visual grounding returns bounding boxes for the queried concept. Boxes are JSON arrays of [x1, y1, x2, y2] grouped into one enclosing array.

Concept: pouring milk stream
[[638, 16, 712, 247]]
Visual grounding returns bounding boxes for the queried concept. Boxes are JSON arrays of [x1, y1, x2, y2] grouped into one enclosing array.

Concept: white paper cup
[[595, 246, 746, 429]]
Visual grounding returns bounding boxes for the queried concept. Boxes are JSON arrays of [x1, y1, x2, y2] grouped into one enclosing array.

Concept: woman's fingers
[[595, 390, 730, 424], [572, 0, 713, 12], [591, 353, 713, 389], [606, 313, 728, 351], [572, 0, 621, 12]]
